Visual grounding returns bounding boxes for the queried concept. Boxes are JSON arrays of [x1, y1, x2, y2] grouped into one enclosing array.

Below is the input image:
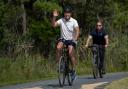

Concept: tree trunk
[[21, 2, 27, 35]]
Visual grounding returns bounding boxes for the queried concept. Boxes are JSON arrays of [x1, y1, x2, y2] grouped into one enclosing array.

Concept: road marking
[[23, 86, 63, 89], [24, 87, 43, 89], [81, 82, 108, 89]]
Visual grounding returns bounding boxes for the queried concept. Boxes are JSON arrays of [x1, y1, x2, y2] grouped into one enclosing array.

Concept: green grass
[[105, 77, 128, 89], [0, 55, 57, 87]]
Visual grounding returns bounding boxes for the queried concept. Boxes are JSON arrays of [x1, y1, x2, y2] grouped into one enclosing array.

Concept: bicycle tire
[[67, 60, 73, 86], [99, 67, 103, 78], [67, 72, 73, 86], [58, 56, 66, 87], [92, 63, 98, 79]]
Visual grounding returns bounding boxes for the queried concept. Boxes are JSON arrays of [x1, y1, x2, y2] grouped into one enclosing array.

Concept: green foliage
[[111, 2, 128, 32], [29, 18, 58, 44], [34, 0, 62, 13]]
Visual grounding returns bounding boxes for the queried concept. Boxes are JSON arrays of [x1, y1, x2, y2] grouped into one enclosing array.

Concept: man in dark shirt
[[85, 21, 109, 74]]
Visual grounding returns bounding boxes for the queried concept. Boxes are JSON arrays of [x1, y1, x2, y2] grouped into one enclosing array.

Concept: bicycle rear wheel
[[58, 56, 66, 87]]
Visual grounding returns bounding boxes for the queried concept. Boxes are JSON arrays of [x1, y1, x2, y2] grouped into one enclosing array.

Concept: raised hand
[[53, 9, 59, 17]]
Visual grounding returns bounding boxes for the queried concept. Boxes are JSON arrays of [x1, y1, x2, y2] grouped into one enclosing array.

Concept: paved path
[[0, 72, 128, 89]]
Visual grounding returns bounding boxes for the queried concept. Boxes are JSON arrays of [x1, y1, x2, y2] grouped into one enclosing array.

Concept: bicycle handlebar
[[88, 45, 110, 48]]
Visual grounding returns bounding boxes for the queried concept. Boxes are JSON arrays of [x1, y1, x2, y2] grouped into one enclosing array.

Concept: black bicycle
[[89, 44, 105, 79], [58, 45, 74, 87]]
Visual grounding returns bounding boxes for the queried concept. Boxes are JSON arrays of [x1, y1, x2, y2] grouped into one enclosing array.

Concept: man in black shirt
[[85, 21, 109, 74]]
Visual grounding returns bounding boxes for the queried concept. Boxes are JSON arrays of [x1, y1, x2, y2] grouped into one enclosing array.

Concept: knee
[[56, 45, 62, 51]]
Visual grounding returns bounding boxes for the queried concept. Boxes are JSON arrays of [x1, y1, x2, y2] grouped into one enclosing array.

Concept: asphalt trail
[[0, 72, 128, 89]]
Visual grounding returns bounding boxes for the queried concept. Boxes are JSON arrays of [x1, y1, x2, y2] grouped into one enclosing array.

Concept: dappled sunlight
[[24, 86, 43, 89], [81, 82, 108, 89]]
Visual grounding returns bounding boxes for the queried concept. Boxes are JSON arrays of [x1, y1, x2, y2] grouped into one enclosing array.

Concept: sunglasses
[[97, 25, 102, 27]]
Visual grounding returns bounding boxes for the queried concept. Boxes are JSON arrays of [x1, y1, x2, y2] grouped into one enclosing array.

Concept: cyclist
[[52, 6, 80, 80], [85, 21, 109, 74]]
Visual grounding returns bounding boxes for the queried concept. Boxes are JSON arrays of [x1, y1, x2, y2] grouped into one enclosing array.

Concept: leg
[[56, 42, 64, 63], [92, 46, 98, 64], [99, 47, 105, 73], [68, 45, 77, 80], [68, 45, 76, 71]]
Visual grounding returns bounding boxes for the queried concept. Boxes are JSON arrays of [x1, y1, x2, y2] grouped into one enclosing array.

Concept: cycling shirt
[[90, 29, 107, 45], [57, 17, 79, 40]]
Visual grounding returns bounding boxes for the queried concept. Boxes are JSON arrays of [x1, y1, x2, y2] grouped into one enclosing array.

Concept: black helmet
[[63, 6, 72, 13]]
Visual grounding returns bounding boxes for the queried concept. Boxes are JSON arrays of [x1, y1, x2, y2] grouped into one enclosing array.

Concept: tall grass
[[0, 55, 57, 86]]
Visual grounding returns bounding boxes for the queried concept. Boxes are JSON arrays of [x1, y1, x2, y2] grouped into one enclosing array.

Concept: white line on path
[[24, 86, 43, 89], [23, 86, 63, 89], [81, 82, 108, 89]]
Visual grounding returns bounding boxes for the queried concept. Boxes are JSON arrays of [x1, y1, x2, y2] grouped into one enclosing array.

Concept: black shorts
[[57, 38, 76, 47]]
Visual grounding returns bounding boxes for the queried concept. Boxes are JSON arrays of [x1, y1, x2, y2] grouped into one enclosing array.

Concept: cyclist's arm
[[74, 27, 80, 41], [85, 35, 92, 47], [73, 20, 80, 42], [104, 35, 109, 47], [52, 16, 59, 27], [52, 10, 60, 27]]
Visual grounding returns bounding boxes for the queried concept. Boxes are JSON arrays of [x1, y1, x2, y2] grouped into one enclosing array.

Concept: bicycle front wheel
[[92, 63, 99, 79], [67, 71, 73, 86], [67, 59, 73, 86], [99, 67, 103, 78], [58, 56, 66, 87]]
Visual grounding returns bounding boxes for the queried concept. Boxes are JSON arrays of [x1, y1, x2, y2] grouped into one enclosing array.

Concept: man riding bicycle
[[52, 6, 80, 80], [85, 21, 109, 74]]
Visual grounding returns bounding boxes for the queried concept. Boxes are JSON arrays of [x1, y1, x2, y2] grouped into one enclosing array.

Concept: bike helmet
[[63, 6, 72, 13]]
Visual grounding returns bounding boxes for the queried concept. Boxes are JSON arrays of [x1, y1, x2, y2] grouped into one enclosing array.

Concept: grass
[[0, 55, 57, 87], [105, 77, 128, 89]]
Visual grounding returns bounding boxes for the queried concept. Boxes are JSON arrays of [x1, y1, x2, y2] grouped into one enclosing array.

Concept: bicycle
[[58, 45, 74, 87], [88, 44, 105, 79]]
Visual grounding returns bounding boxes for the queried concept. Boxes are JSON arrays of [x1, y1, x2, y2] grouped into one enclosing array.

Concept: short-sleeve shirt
[[90, 29, 107, 45], [57, 17, 79, 40]]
